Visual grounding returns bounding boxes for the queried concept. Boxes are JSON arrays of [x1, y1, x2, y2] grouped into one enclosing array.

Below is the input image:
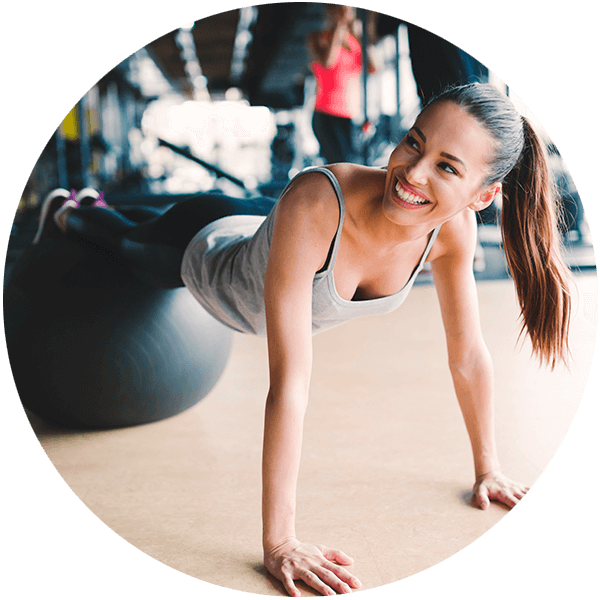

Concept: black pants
[[312, 111, 357, 164], [64, 193, 276, 288]]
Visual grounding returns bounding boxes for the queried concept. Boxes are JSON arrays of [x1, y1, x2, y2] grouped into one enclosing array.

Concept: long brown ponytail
[[427, 83, 571, 368], [501, 118, 571, 368]]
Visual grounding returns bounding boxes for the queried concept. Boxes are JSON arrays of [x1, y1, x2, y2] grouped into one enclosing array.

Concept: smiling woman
[[16, 82, 571, 596], [382, 101, 499, 226]]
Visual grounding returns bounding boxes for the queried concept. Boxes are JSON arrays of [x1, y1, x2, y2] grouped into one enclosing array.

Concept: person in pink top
[[308, 5, 374, 163]]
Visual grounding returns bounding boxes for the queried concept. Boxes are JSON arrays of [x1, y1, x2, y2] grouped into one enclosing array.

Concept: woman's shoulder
[[277, 164, 383, 221], [282, 167, 340, 206], [274, 168, 342, 239]]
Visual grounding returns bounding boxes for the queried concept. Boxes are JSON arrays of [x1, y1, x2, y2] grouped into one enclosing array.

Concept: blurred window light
[[230, 6, 258, 83], [140, 94, 276, 191], [130, 49, 173, 97], [175, 25, 209, 101]]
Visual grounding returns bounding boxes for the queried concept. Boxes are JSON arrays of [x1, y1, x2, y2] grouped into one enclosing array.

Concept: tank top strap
[[420, 225, 442, 267], [295, 166, 345, 275]]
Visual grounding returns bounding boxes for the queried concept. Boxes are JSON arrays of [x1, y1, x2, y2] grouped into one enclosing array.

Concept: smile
[[393, 179, 431, 207]]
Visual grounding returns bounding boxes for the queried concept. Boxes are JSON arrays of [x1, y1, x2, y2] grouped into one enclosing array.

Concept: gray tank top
[[181, 167, 440, 336]]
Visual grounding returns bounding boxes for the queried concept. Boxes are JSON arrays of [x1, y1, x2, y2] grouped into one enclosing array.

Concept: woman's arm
[[262, 175, 361, 596], [431, 211, 529, 509], [307, 22, 349, 69], [307, 7, 357, 69]]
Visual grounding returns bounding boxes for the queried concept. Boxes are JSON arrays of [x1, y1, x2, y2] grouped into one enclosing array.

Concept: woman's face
[[383, 101, 500, 229]]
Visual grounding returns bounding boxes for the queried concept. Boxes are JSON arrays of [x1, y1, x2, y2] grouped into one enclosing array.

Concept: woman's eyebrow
[[413, 126, 426, 142], [441, 152, 467, 169], [413, 126, 467, 170]]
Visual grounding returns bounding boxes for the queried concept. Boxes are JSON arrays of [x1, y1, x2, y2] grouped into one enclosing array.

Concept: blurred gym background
[[6, 3, 595, 281]]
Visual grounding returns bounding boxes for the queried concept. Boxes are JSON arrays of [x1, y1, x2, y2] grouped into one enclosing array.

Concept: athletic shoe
[[54, 200, 79, 233], [76, 188, 109, 208], [75, 187, 100, 206], [32, 188, 74, 244]]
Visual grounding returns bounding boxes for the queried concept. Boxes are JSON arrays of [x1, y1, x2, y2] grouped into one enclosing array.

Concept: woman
[[307, 4, 374, 163], [39, 83, 570, 596]]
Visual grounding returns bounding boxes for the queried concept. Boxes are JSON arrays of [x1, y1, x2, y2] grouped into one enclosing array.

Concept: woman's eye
[[404, 135, 419, 149], [439, 162, 458, 175]]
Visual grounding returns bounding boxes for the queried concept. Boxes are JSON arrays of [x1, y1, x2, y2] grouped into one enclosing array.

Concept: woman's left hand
[[473, 470, 530, 510]]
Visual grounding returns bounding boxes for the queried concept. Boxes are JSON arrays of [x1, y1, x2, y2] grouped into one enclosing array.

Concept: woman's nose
[[405, 157, 429, 185]]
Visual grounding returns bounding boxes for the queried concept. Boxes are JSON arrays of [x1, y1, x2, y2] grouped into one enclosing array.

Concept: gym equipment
[[4, 228, 233, 429], [158, 138, 247, 190]]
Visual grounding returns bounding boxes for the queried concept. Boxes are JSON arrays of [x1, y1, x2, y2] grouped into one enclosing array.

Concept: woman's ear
[[469, 183, 502, 212]]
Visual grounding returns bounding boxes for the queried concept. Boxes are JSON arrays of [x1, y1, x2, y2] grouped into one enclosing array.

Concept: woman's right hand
[[264, 538, 361, 597]]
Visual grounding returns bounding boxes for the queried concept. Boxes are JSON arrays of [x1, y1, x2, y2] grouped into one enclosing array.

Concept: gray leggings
[[63, 193, 275, 288]]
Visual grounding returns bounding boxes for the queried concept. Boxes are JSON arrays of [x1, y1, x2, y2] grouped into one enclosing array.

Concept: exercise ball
[[4, 230, 233, 429]]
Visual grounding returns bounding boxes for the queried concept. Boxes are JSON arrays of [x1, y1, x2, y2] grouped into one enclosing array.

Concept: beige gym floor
[[24, 272, 597, 596]]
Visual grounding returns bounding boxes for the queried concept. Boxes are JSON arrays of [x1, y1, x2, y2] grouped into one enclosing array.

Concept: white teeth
[[395, 181, 429, 204]]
